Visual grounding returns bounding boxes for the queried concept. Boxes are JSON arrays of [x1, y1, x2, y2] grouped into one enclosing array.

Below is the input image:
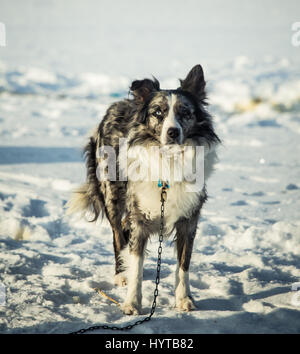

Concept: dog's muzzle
[[166, 127, 180, 144]]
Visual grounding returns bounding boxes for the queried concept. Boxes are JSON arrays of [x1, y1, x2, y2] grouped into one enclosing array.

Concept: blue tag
[[158, 179, 170, 188]]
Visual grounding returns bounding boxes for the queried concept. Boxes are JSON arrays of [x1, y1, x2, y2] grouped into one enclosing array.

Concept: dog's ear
[[179, 65, 206, 101], [130, 77, 160, 103]]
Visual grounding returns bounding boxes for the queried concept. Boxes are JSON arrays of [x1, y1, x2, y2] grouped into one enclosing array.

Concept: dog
[[67, 65, 220, 315]]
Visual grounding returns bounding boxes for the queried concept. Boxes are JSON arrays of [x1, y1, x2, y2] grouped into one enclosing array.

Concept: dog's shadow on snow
[[193, 281, 294, 313], [190, 251, 300, 314], [143, 267, 173, 281], [194, 285, 291, 312], [88, 280, 113, 292]]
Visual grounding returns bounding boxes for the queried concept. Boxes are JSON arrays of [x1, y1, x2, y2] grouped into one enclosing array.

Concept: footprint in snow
[[21, 199, 49, 218], [286, 183, 299, 191], [230, 200, 248, 206], [243, 191, 265, 197]]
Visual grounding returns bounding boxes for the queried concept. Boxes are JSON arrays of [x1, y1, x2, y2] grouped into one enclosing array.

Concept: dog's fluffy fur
[[67, 65, 220, 314]]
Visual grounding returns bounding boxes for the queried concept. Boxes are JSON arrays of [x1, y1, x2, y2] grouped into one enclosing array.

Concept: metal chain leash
[[69, 185, 167, 334]]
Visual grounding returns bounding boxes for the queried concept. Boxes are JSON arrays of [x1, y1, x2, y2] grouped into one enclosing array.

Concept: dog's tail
[[66, 134, 105, 222]]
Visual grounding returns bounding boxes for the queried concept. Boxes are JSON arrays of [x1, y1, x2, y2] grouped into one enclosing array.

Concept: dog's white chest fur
[[125, 143, 217, 235], [133, 181, 202, 234]]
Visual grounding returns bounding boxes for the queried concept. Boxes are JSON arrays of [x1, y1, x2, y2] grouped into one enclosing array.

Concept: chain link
[[69, 186, 167, 334]]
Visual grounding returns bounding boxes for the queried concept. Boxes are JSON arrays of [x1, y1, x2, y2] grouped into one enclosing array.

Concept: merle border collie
[[67, 65, 220, 315]]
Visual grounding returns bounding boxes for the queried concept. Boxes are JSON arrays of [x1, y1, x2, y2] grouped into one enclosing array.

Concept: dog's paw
[[176, 296, 196, 312], [121, 303, 141, 316], [114, 273, 127, 287]]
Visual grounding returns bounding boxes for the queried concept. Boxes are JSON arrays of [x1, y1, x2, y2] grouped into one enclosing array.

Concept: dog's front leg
[[122, 252, 144, 315], [174, 213, 199, 311], [121, 226, 147, 315]]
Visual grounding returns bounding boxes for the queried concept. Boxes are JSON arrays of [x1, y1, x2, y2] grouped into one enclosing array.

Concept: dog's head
[[130, 65, 219, 147]]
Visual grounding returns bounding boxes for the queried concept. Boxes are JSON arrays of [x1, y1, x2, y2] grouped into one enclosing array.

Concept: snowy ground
[[0, 0, 300, 334], [0, 58, 299, 334]]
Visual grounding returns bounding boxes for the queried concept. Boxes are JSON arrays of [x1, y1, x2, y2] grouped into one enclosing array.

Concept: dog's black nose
[[167, 127, 180, 139]]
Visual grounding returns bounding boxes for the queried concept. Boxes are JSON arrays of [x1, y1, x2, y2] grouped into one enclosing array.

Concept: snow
[[0, 0, 300, 334]]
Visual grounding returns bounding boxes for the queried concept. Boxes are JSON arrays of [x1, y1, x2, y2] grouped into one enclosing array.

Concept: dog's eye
[[153, 109, 163, 118], [180, 107, 191, 119]]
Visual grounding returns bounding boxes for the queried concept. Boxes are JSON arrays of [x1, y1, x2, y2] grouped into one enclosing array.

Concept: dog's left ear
[[179, 65, 206, 101], [130, 77, 160, 103]]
